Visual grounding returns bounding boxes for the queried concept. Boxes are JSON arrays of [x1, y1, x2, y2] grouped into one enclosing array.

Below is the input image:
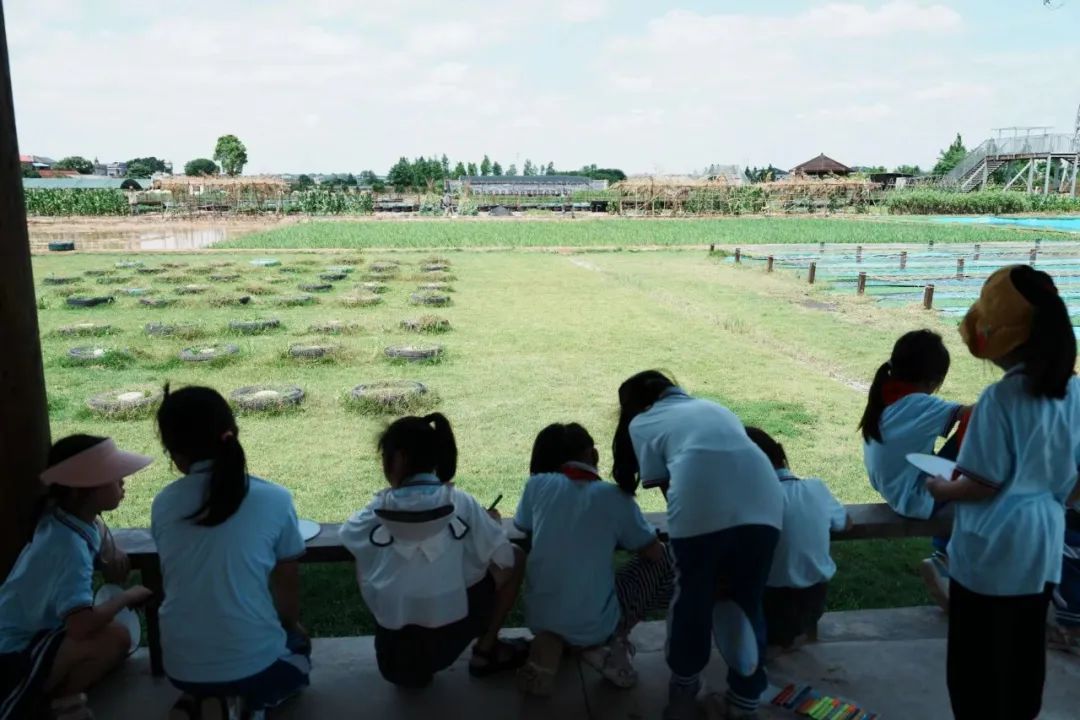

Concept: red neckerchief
[[954, 406, 974, 448], [560, 462, 601, 481], [881, 380, 923, 407]]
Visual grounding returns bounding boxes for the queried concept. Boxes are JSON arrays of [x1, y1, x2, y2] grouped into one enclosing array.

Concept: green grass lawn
[[221, 216, 1057, 250], [35, 217, 1023, 636]]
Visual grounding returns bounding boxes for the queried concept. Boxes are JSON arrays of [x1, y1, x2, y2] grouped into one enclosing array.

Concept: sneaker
[[663, 677, 702, 720], [582, 636, 638, 689], [920, 557, 950, 612]]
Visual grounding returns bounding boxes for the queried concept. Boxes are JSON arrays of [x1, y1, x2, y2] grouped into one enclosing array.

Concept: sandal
[[469, 637, 530, 678], [516, 633, 563, 696], [581, 636, 638, 689], [166, 694, 229, 720]]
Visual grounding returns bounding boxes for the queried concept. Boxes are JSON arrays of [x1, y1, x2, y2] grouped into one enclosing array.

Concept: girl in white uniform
[[340, 414, 528, 688], [927, 265, 1080, 720]]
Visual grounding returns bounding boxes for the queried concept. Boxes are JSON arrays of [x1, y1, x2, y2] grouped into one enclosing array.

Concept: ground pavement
[[91, 607, 1080, 719]]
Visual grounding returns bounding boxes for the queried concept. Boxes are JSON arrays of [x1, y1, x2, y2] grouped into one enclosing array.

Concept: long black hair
[[378, 413, 458, 483], [745, 426, 788, 471], [157, 385, 249, 527], [612, 370, 676, 495], [859, 330, 950, 443], [1009, 266, 1076, 398], [530, 422, 595, 475], [33, 434, 109, 526]]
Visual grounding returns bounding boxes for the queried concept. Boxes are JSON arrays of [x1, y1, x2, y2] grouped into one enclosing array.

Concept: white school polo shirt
[[340, 475, 515, 630], [152, 464, 305, 683], [629, 389, 783, 539], [767, 470, 848, 589], [863, 393, 962, 519], [514, 464, 658, 646], [0, 509, 100, 654], [950, 371, 1080, 596]]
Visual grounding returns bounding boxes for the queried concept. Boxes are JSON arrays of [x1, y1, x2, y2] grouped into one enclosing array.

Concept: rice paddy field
[[32, 215, 1079, 635]]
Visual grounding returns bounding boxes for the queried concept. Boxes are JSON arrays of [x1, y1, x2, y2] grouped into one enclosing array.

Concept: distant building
[[791, 154, 851, 177], [19, 154, 55, 169], [449, 175, 606, 196], [869, 172, 914, 189], [106, 162, 128, 178], [700, 165, 745, 185]]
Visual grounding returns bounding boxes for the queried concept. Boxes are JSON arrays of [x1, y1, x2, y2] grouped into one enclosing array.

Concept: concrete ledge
[[89, 608, 1080, 720]]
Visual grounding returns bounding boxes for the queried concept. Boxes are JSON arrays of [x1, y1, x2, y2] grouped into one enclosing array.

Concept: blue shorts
[[169, 631, 311, 711]]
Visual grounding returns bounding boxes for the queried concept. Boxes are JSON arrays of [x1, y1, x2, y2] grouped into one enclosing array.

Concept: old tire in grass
[[358, 282, 388, 294], [66, 347, 130, 366], [48, 242, 76, 252], [175, 284, 209, 295], [121, 287, 151, 297], [384, 344, 443, 363], [209, 295, 253, 307], [273, 294, 318, 307], [250, 258, 281, 267], [400, 316, 451, 333], [144, 322, 201, 338], [420, 263, 450, 272], [67, 296, 114, 308], [86, 388, 162, 418], [115, 261, 143, 269], [230, 385, 305, 412], [410, 292, 451, 307], [136, 266, 165, 275], [58, 323, 112, 337], [319, 272, 347, 282], [325, 265, 355, 274], [210, 273, 241, 282], [417, 282, 453, 292], [340, 293, 382, 308], [288, 343, 338, 360], [96, 275, 130, 285], [348, 381, 430, 414], [139, 297, 176, 308], [299, 283, 333, 293], [43, 276, 79, 286], [229, 318, 281, 335], [82, 269, 115, 277], [179, 344, 240, 363], [309, 320, 361, 335]]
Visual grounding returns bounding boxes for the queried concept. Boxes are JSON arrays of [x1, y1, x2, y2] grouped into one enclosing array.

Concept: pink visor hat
[[40, 438, 153, 488]]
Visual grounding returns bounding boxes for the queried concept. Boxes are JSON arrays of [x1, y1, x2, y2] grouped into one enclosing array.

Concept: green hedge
[[886, 189, 1080, 215], [283, 190, 374, 215], [25, 189, 130, 216]]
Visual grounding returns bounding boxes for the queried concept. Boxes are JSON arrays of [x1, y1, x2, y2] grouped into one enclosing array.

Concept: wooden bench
[[113, 503, 951, 677]]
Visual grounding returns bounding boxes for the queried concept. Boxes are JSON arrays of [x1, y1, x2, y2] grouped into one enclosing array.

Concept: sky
[[6, 0, 1080, 175]]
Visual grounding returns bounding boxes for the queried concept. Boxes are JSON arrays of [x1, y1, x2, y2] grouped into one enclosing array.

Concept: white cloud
[[5, 1, 1077, 174]]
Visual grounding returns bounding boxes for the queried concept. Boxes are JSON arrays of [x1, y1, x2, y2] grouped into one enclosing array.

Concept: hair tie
[[221, 430, 235, 442]]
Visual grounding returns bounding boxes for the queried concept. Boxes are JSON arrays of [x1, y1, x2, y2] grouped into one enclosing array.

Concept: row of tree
[[28, 135, 249, 180], [383, 155, 627, 191]]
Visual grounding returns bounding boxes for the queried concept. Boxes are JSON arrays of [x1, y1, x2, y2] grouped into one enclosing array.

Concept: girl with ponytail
[[340, 413, 528, 688], [152, 386, 310, 718], [860, 330, 969, 609], [927, 266, 1080, 719]]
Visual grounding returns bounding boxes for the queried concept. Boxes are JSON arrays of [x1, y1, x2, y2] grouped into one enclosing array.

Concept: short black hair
[[745, 426, 787, 470], [530, 423, 595, 474]]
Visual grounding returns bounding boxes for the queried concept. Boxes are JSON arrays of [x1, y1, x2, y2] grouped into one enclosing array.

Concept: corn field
[[25, 189, 130, 216]]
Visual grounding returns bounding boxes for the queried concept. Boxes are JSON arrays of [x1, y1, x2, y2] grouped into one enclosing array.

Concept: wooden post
[[928, 239, 935, 250], [766, 255, 774, 273], [709, 243, 715, 253], [923, 284, 935, 310], [900, 251, 908, 270], [819, 241, 825, 254], [808, 262, 817, 285], [735, 248, 741, 264], [857, 272, 867, 295], [856, 245, 863, 263], [0, 4, 50, 579], [1044, 153, 1053, 196], [1030, 248, 1038, 265], [974, 243, 981, 261], [957, 258, 965, 279]]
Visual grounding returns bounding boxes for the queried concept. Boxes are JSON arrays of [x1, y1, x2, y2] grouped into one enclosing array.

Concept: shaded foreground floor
[[92, 608, 1080, 719]]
